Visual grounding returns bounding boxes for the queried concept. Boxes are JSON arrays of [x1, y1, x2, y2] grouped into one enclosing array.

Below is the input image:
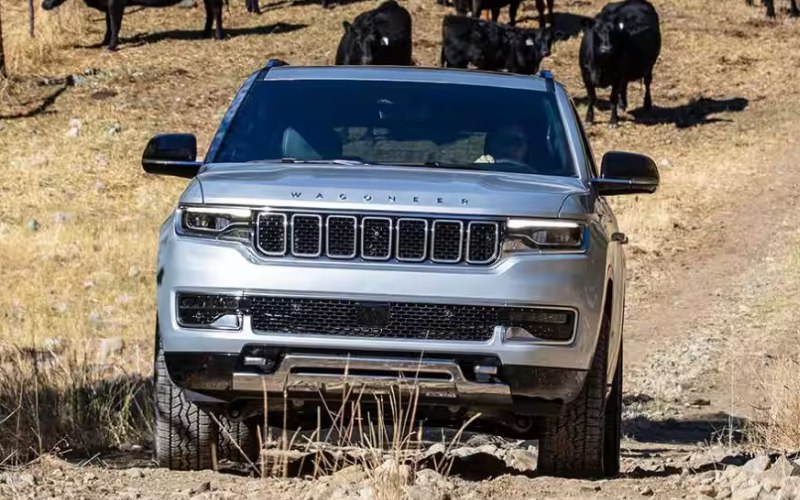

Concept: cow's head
[[41, 0, 69, 10], [341, 21, 391, 65], [581, 16, 624, 58], [512, 29, 556, 74]]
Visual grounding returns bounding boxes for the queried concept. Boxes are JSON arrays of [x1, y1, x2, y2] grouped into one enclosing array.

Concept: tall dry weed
[[0, 341, 151, 464]]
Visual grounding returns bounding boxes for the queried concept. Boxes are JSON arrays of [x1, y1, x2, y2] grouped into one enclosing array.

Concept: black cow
[[534, 0, 554, 26], [579, 0, 661, 126], [440, 15, 560, 75], [41, 0, 224, 50], [246, 0, 260, 13], [335, 1, 413, 65], [746, 0, 799, 18]]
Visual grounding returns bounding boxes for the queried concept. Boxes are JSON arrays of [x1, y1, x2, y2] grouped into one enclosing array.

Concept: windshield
[[213, 79, 576, 177]]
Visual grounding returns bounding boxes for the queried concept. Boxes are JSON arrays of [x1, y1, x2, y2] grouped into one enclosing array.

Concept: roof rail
[[264, 59, 289, 70], [539, 69, 555, 93]]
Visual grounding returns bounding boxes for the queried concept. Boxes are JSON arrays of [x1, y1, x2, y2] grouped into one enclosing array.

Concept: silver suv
[[143, 62, 659, 478]]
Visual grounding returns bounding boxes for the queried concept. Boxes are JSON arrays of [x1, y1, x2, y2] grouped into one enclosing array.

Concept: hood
[[186, 163, 590, 218]]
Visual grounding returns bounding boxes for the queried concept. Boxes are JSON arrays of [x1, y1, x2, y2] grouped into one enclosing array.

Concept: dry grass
[[1, 0, 800, 465]]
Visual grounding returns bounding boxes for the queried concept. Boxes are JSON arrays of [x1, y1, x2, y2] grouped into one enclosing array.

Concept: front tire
[[537, 313, 618, 478], [153, 330, 218, 470]]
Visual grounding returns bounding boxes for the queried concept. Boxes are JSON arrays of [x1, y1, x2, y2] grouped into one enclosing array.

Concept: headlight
[[503, 219, 585, 252], [178, 206, 252, 242]]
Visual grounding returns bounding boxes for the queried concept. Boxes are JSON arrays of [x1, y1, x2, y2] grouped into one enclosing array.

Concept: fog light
[[502, 309, 576, 342], [177, 293, 245, 330]]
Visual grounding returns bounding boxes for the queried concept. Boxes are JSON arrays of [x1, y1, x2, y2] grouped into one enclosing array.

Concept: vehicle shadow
[[573, 96, 749, 128]]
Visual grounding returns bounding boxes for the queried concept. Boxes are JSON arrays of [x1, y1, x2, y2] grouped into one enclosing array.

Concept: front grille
[[247, 296, 574, 341], [254, 211, 500, 265]]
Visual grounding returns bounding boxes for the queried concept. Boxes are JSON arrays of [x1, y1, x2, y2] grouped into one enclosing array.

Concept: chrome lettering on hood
[[289, 192, 469, 205]]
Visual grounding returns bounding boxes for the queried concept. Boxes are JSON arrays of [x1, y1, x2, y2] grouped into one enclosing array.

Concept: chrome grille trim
[[431, 220, 464, 263], [325, 215, 358, 259], [256, 213, 288, 256], [361, 217, 393, 261], [395, 218, 428, 262], [466, 221, 500, 264], [290, 214, 323, 257]]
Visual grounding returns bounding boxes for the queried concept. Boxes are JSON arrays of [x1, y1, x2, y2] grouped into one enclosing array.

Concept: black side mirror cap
[[142, 133, 202, 179], [592, 151, 660, 196]]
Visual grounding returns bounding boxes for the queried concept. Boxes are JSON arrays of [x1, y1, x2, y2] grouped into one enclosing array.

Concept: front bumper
[[157, 231, 608, 408]]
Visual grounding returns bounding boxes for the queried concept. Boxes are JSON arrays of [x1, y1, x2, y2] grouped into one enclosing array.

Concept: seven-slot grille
[[256, 212, 499, 265]]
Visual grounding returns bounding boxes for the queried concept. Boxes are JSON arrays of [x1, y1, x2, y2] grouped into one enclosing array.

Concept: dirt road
[[2, 119, 799, 500]]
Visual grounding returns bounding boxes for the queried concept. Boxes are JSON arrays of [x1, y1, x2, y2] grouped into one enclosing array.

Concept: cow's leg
[[765, 0, 776, 17], [643, 72, 653, 110], [583, 75, 597, 124], [609, 83, 620, 127], [106, 0, 125, 51], [101, 10, 111, 46], [535, 0, 545, 27], [203, 0, 213, 37], [745, 0, 753, 5], [618, 82, 628, 112], [791, 0, 799, 17], [471, 0, 483, 18], [213, 0, 224, 40], [546, 0, 554, 25], [509, 0, 520, 25]]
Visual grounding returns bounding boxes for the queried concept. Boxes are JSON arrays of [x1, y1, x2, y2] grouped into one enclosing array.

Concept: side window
[[569, 101, 600, 178]]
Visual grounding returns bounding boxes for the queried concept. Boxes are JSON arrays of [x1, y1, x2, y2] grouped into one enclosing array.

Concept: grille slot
[[362, 217, 392, 260], [467, 222, 499, 264], [291, 214, 322, 257], [431, 220, 463, 263], [247, 296, 574, 342], [257, 213, 287, 256], [396, 219, 428, 262], [326, 216, 357, 259]]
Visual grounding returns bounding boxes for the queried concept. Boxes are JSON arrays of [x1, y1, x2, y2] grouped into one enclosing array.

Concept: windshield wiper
[[279, 158, 368, 166]]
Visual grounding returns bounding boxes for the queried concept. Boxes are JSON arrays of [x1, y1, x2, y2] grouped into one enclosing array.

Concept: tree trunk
[[0, 0, 6, 78], [29, 0, 35, 37]]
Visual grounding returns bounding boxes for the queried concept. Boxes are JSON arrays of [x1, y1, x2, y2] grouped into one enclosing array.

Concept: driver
[[474, 124, 530, 168]]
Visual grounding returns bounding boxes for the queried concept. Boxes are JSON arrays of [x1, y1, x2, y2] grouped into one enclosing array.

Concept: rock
[[375, 459, 411, 485], [189, 481, 211, 494], [83, 280, 95, 289], [26, 219, 40, 232], [690, 398, 711, 406], [69, 118, 81, 129], [771, 455, 800, 477], [128, 265, 141, 278], [84, 472, 97, 482], [98, 337, 124, 359], [94, 181, 106, 192], [659, 158, 672, 168], [124, 468, 144, 479], [330, 464, 367, 484], [580, 485, 602, 492], [698, 485, 717, 498], [52, 212, 72, 224], [741, 455, 771, 474], [52, 302, 68, 314], [18, 473, 37, 486], [415, 468, 443, 486], [89, 311, 102, 325], [424, 443, 446, 458], [107, 124, 122, 136], [639, 486, 654, 496], [731, 485, 762, 500], [506, 449, 537, 471]]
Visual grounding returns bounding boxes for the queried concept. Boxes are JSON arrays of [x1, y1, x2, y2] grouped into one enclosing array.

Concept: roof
[[261, 65, 553, 92]]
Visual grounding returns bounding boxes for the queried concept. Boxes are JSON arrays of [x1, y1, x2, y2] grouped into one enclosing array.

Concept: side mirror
[[592, 151, 660, 196], [142, 133, 202, 179]]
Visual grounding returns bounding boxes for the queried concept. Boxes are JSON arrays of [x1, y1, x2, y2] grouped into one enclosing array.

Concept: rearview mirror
[[142, 133, 202, 179], [592, 151, 659, 196]]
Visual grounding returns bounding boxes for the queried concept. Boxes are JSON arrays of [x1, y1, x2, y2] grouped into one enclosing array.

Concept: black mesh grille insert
[[362, 218, 391, 259], [177, 293, 241, 326], [292, 215, 321, 256], [396, 219, 427, 261], [432, 221, 463, 262], [248, 296, 574, 342], [467, 222, 499, 263], [326, 216, 357, 258], [257, 214, 286, 255]]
